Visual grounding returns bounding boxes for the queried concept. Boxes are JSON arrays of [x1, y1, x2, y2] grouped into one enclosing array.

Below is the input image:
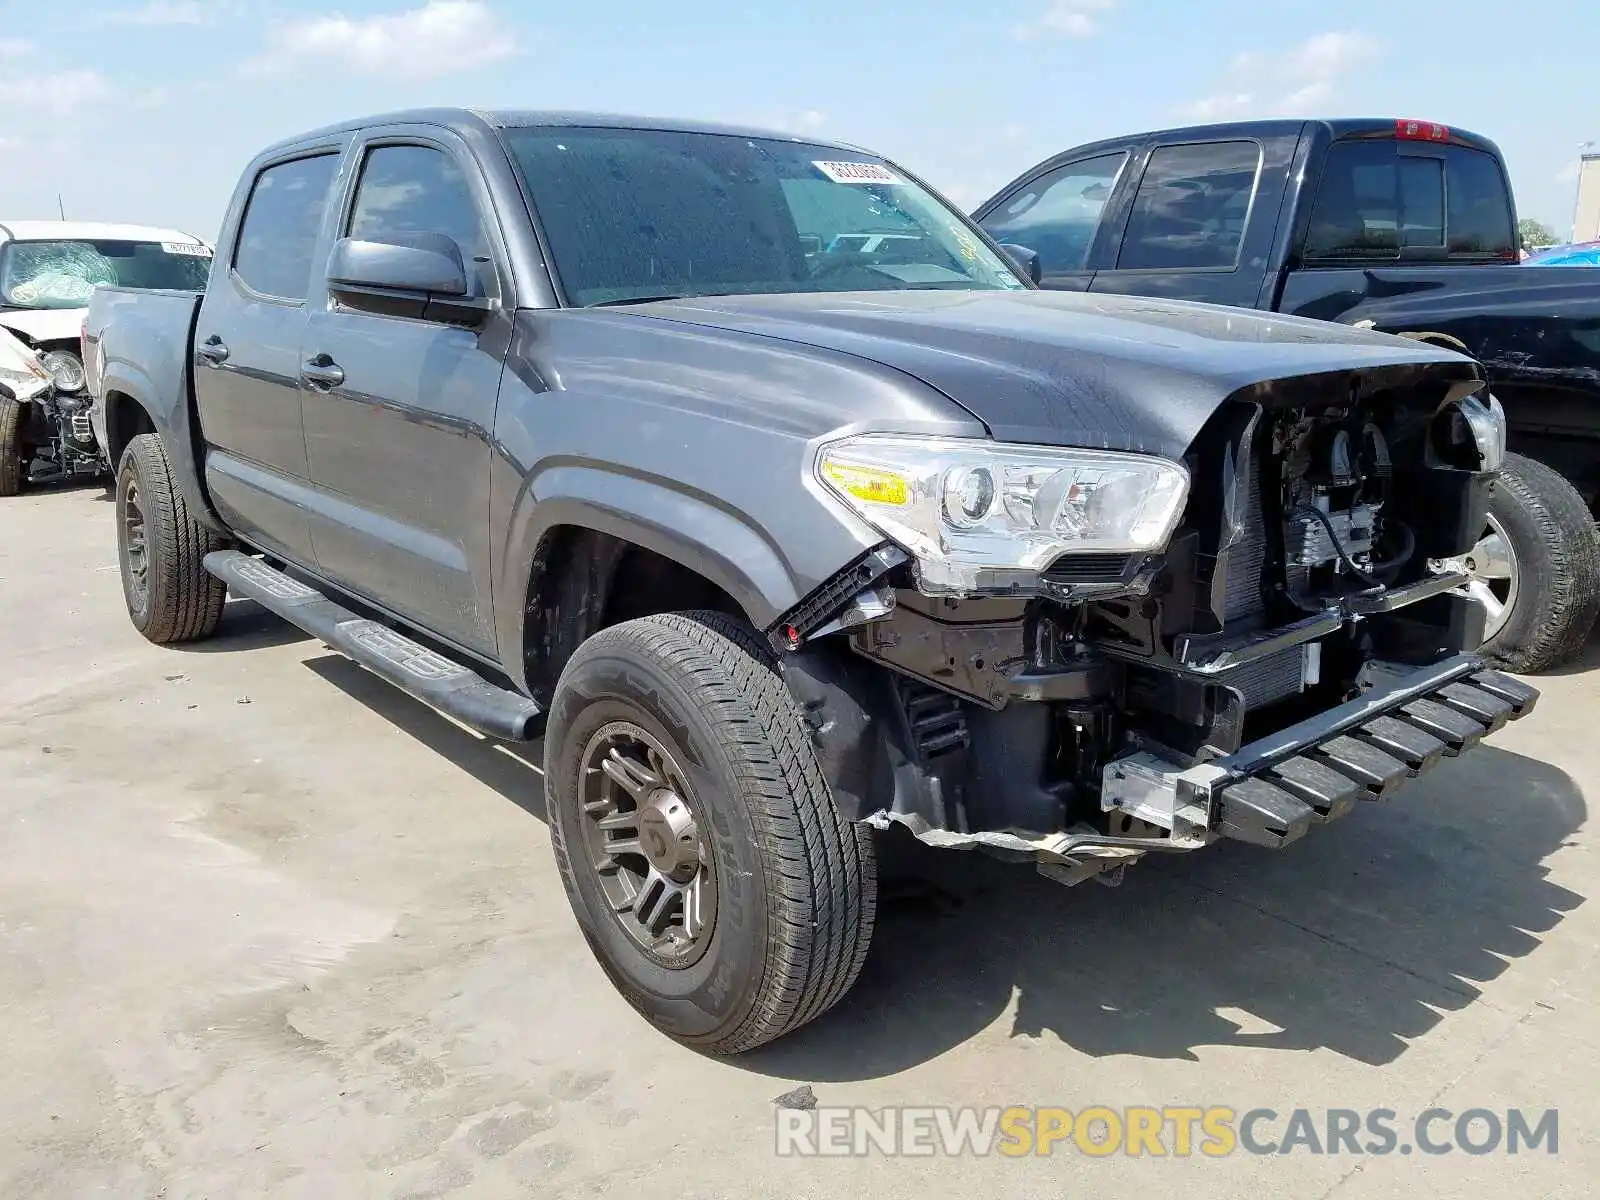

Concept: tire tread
[[0, 395, 23, 497], [1485, 451, 1600, 673], [120, 433, 227, 644]]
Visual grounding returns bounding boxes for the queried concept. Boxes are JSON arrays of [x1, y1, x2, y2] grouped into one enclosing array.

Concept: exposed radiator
[[1221, 435, 1269, 620], [1222, 644, 1308, 708]]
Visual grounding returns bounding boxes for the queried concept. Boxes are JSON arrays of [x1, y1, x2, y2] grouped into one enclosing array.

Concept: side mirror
[[328, 234, 469, 297], [999, 242, 1043, 285]]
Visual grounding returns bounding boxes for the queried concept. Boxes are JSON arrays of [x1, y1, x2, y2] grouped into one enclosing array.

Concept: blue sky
[[1, 0, 1593, 239]]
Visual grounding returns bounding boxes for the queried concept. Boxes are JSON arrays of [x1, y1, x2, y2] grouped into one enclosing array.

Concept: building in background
[[1574, 145, 1600, 242]]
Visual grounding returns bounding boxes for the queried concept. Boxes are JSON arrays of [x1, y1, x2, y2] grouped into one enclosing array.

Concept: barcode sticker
[[161, 242, 212, 257], [813, 160, 903, 185]]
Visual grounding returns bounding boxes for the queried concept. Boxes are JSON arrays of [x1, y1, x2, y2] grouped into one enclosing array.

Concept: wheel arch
[[513, 516, 757, 706], [496, 465, 818, 699], [103, 386, 157, 472]]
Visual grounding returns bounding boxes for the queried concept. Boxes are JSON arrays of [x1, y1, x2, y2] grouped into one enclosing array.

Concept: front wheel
[[0, 394, 24, 496], [1450, 451, 1600, 672], [545, 611, 876, 1053]]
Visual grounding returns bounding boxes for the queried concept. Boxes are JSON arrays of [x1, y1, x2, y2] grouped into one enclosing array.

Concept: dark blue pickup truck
[[83, 109, 1536, 1052], [977, 118, 1600, 671]]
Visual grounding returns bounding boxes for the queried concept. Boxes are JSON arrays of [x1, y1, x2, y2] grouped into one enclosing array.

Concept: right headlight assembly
[[816, 434, 1190, 595]]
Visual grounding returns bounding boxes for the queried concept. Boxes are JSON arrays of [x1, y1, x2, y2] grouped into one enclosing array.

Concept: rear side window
[[1305, 141, 1516, 261], [1116, 141, 1261, 270], [347, 144, 493, 295], [979, 152, 1126, 275], [232, 154, 340, 301]]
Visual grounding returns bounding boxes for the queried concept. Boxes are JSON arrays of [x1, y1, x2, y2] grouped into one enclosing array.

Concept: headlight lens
[[817, 434, 1190, 594], [38, 349, 86, 394]]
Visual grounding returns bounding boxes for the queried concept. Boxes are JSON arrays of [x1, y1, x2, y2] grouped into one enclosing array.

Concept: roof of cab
[[256, 106, 865, 158], [0, 220, 208, 246], [1038, 117, 1503, 164]]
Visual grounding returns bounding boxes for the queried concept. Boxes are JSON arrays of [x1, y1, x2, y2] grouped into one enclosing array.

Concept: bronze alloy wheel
[[122, 477, 150, 611], [576, 720, 718, 969]]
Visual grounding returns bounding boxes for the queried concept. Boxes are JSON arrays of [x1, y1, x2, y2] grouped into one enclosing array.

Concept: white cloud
[[1012, 0, 1117, 40], [0, 37, 37, 57], [1180, 30, 1381, 121], [0, 70, 115, 115], [244, 0, 517, 80]]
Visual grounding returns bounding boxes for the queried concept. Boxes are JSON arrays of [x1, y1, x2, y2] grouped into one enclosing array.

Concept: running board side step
[[204, 550, 543, 741]]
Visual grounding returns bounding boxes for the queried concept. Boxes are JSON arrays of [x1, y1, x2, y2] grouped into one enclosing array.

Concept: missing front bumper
[[1102, 653, 1538, 851]]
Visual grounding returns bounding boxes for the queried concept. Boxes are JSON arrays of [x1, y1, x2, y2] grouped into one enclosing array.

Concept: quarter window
[[1116, 141, 1261, 270], [233, 154, 340, 301]]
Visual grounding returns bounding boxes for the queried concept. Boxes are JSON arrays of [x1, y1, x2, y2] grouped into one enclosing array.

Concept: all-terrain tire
[[116, 433, 228, 644], [545, 610, 876, 1053], [0, 394, 24, 497], [1480, 451, 1600, 672]]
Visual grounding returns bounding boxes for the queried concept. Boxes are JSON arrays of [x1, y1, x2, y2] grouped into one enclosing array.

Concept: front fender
[[492, 457, 877, 693], [516, 465, 804, 624]]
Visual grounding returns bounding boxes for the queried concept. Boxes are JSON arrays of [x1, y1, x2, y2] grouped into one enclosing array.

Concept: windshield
[[0, 239, 213, 309], [501, 127, 1026, 306]]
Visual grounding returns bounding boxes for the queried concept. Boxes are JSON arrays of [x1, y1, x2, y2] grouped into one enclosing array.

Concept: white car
[[0, 325, 55, 494], [0, 221, 212, 415]]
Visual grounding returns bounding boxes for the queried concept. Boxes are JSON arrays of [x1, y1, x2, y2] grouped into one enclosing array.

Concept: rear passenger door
[[1091, 137, 1292, 307], [299, 131, 511, 658], [194, 150, 342, 565], [975, 152, 1133, 290]]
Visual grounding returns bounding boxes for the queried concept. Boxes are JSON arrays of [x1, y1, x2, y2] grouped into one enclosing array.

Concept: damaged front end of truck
[[775, 362, 1538, 888]]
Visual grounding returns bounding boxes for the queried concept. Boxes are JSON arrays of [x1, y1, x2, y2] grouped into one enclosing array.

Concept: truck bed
[[84, 285, 208, 515]]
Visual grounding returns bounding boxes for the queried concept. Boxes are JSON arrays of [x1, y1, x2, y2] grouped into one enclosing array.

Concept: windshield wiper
[[588, 294, 692, 307]]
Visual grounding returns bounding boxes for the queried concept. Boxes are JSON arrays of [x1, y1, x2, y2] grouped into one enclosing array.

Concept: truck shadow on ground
[[300, 651, 1585, 1079], [173, 598, 319, 654]]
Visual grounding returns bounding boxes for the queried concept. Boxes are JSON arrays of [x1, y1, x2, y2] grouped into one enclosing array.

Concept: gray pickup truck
[[84, 108, 1536, 1053]]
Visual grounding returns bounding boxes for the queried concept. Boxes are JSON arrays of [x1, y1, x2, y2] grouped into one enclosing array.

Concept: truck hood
[[0, 307, 83, 346], [635, 289, 1475, 458]]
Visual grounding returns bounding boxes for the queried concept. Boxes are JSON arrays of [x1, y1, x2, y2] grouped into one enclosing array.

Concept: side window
[[980, 153, 1126, 275], [233, 154, 340, 301], [347, 144, 493, 295], [1116, 141, 1261, 270]]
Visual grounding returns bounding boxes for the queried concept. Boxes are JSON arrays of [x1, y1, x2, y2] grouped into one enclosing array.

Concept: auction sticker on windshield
[[161, 242, 213, 257], [813, 160, 903, 185]]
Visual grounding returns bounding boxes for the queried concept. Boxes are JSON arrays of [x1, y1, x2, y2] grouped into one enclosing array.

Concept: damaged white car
[[0, 220, 212, 487]]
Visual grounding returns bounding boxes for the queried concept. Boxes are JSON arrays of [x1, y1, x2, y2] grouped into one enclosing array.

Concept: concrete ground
[[1, 482, 1595, 1199]]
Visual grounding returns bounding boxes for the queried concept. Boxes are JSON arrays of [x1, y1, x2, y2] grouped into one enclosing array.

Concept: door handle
[[301, 353, 345, 389], [197, 336, 230, 365]]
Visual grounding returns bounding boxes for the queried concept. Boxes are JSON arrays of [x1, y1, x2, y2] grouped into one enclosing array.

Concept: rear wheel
[[1449, 451, 1600, 672], [545, 611, 876, 1053], [116, 433, 228, 644], [0, 394, 24, 497]]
